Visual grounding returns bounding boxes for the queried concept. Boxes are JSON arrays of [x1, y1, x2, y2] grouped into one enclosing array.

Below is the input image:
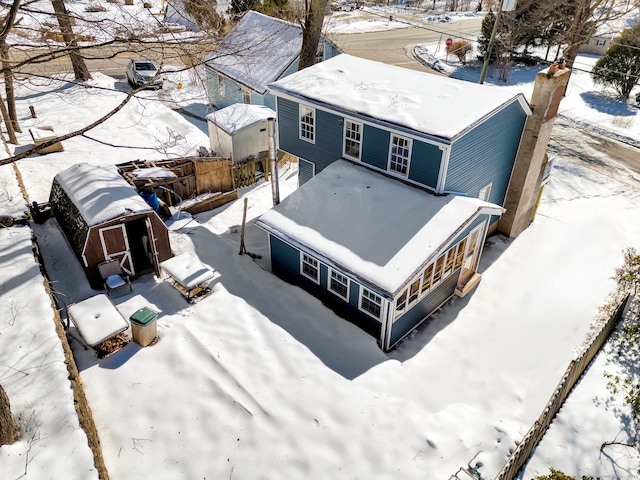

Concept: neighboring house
[[256, 54, 537, 350], [163, 0, 198, 30], [579, 32, 614, 55], [163, 0, 229, 30], [206, 103, 276, 163], [204, 10, 340, 111]]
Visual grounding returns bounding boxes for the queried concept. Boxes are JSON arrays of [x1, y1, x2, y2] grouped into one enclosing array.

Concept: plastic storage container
[[129, 307, 158, 347]]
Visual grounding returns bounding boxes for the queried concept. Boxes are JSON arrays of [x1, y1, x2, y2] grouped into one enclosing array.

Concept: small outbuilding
[[50, 163, 172, 289], [206, 104, 276, 163]]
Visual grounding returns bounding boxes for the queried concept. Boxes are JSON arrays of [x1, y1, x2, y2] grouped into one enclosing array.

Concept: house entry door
[[99, 224, 134, 276], [457, 223, 484, 288]]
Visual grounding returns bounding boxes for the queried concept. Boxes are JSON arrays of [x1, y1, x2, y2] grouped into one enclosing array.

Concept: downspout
[[268, 117, 280, 206]]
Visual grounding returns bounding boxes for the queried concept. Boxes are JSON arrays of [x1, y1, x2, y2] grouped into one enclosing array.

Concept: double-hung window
[[360, 288, 382, 319], [299, 106, 315, 143], [301, 253, 319, 283], [242, 89, 251, 104], [217, 74, 226, 97], [343, 120, 362, 160], [388, 135, 412, 176], [329, 269, 349, 300]]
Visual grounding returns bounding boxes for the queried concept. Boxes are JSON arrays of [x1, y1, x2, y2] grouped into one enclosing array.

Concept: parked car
[[126, 59, 163, 89]]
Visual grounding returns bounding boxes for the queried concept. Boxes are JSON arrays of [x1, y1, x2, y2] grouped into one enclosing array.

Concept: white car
[[126, 59, 163, 89]]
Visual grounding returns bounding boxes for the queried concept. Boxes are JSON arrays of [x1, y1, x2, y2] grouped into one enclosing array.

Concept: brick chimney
[[497, 65, 571, 238]]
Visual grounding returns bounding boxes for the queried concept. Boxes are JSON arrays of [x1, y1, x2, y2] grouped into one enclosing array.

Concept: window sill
[[455, 273, 482, 298]]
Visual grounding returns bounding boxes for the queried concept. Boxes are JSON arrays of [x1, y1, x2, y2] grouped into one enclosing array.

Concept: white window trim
[[359, 287, 383, 320], [242, 89, 251, 104], [300, 252, 320, 284], [328, 268, 350, 300], [478, 183, 492, 202], [343, 120, 363, 161], [387, 134, 412, 177], [299, 105, 315, 144]]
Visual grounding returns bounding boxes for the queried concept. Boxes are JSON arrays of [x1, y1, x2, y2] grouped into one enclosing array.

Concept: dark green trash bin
[[130, 307, 158, 347]]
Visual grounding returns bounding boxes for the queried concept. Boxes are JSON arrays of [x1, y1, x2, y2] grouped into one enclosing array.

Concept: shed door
[[144, 217, 161, 277], [99, 224, 134, 276], [457, 223, 484, 288]]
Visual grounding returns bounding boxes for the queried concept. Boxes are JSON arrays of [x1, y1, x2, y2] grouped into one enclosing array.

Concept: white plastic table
[[160, 253, 215, 301], [67, 294, 129, 347]]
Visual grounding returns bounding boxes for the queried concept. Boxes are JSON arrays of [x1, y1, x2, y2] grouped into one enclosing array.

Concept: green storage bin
[[130, 307, 158, 346]]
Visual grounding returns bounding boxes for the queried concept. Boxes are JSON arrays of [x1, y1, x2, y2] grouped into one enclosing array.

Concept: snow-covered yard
[[1, 4, 640, 480]]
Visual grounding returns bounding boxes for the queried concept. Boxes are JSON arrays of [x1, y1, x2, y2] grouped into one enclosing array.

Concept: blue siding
[[409, 141, 442, 190], [386, 215, 488, 348], [269, 235, 383, 338], [270, 235, 301, 280], [361, 124, 389, 170], [298, 158, 315, 186], [444, 100, 527, 205], [206, 67, 274, 109], [277, 98, 343, 173], [389, 271, 458, 347], [278, 98, 443, 190]]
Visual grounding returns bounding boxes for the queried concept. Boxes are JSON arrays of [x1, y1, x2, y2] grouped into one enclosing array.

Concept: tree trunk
[[561, 0, 598, 94], [298, 0, 329, 71], [0, 384, 18, 446], [1, 43, 20, 133], [0, 93, 18, 145], [51, 0, 91, 81], [0, 0, 22, 136]]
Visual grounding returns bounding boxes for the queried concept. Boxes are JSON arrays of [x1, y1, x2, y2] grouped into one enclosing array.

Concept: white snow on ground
[[1, 3, 640, 479]]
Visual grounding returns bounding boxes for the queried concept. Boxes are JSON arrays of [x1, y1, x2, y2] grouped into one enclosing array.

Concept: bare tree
[[50, 0, 91, 81], [0, 0, 23, 140], [298, 0, 329, 70], [561, 0, 640, 74]]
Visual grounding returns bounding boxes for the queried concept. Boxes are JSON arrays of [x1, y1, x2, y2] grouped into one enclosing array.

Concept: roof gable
[[256, 160, 503, 296], [206, 11, 302, 94], [53, 163, 151, 227], [268, 54, 531, 141]]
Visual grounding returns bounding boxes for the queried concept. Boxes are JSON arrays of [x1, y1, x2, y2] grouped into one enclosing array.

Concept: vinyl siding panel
[[389, 271, 458, 347], [298, 158, 315, 186], [409, 141, 442, 189], [277, 98, 343, 173], [361, 124, 389, 170], [444, 100, 527, 205], [269, 234, 382, 338]]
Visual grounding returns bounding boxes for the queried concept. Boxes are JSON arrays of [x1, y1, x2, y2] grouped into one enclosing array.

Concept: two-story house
[[204, 10, 340, 111], [256, 54, 535, 351]]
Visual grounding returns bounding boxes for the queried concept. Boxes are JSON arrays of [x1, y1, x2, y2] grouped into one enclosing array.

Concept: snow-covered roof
[[206, 104, 276, 135], [53, 163, 152, 227], [256, 160, 503, 296], [268, 54, 531, 141], [205, 11, 302, 94]]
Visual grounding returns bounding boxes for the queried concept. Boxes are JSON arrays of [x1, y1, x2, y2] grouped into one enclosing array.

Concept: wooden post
[[239, 197, 248, 255], [29, 106, 36, 118]]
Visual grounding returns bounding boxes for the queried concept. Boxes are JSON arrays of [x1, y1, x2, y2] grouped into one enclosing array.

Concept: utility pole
[[268, 117, 280, 206], [479, 0, 517, 84]]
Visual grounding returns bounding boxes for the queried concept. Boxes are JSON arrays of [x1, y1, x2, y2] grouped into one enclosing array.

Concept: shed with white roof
[[49, 163, 172, 289], [206, 104, 276, 163]]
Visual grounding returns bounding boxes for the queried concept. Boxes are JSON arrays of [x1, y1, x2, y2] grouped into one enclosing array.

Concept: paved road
[[330, 16, 483, 72], [550, 117, 640, 187], [8, 41, 213, 78]]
